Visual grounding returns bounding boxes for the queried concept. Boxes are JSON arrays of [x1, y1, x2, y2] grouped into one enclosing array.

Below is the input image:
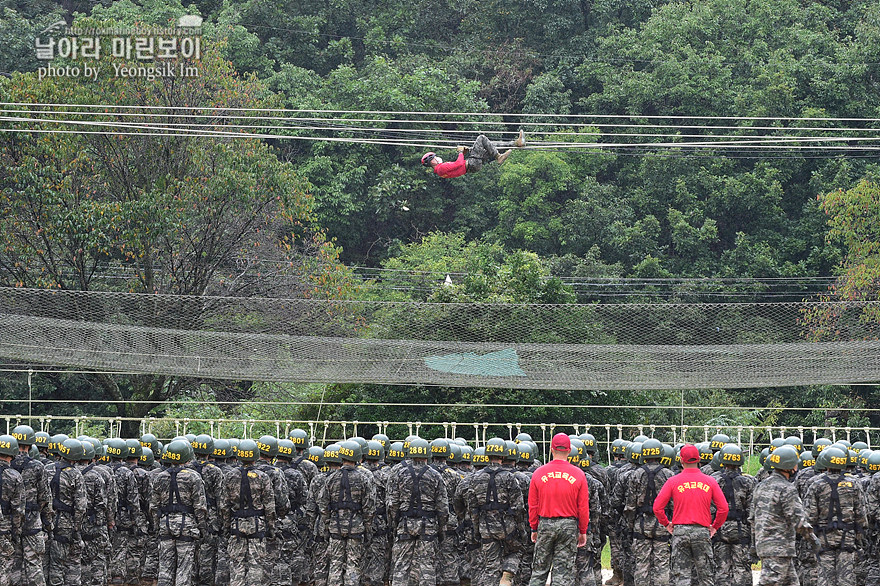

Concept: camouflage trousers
[[620, 528, 634, 586], [327, 536, 364, 586], [227, 536, 267, 586], [463, 135, 503, 173], [632, 535, 671, 586], [48, 533, 83, 586], [514, 541, 534, 586], [528, 517, 577, 586], [141, 533, 160, 582], [80, 531, 109, 586], [712, 539, 752, 586], [574, 546, 597, 586], [278, 523, 307, 586], [12, 532, 47, 586], [313, 539, 330, 586], [109, 528, 140, 582], [1, 534, 15, 586], [817, 549, 856, 586], [480, 538, 522, 586], [437, 533, 461, 586], [197, 533, 218, 586], [158, 538, 197, 586], [264, 534, 283, 586], [757, 556, 799, 586], [670, 525, 713, 586], [796, 536, 818, 586], [390, 537, 438, 586], [361, 533, 390, 586], [214, 535, 230, 586], [608, 523, 625, 578]]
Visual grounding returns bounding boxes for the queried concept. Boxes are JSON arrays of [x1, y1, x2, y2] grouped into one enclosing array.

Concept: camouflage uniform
[[453, 469, 479, 586], [92, 461, 117, 586], [256, 460, 289, 586], [750, 470, 812, 586], [151, 464, 208, 586], [623, 463, 674, 586], [362, 462, 393, 586], [277, 461, 308, 586], [528, 517, 578, 586], [306, 471, 331, 586], [669, 524, 713, 586], [1, 460, 25, 586], [291, 452, 319, 488], [129, 460, 153, 585], [433, 460, 462, 586], [108, 460, 143, 584], [513, 467, 535, 586], [864, 471, 880, 586], [609, 461, 638, 586], [710, 469, 756, 586], [190, 459, 225, 586], [11, 453, 52, 586], [576, 473, 607, 586], [804, 471, 868, 586], [78, 462, 110, 586], [46, 460, 87, 586], [143, 465, 164, 585], [795, 466, 821, 586], [221, 464, 276, 586], [466, 463, 526, 586], [317, 463, 377, 586], [387, 461, 449, 586]]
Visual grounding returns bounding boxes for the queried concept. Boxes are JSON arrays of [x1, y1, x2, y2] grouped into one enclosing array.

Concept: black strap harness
[[230, 467, 266, 539], [816, 473, 861, 553], [398, 463, 438, 541]]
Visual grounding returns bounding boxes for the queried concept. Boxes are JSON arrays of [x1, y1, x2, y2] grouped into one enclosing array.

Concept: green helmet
[[34, 432, 50, 450], [517, 443, 535, 464], [276, 439, 296, 460], [453, 437, 468, 446], [105, 438, 127, 460], [709, 433, 730, 452], [640, 438, 663, 463], [859, 449, 873, 469], [848, 449, 859, 468], [125, 439, 143, 459], [710, 451, 723, 472], [49, 434, 69, 456], [140, 433, 159, 454], [408, 438, 430, 459], [11, 425, 35, 446], [579, 454, 592, 469], [403, 436, 417, 452], [323, 444, 342, 465], [212, 439, 232, 460], [228, 439, 239, 454], [257, 436, 279, 458], [769, 438, 785, 452], [759, 447, 770, 466], [866, 451, 880, 473], [784, 436, 803, 454], [659, 444, 673, 467], [192, 434, 214, 457], [307, 446, 325, 467], [185, 433, 197, 443], [633, 434, 650, 443], [626, 442, 643, 465], [82, 441, 96, 461], [371, 433, 390, 449], [473, 447, 488, 467], [504, 440, 518, 462], [236, 439, 260, 463], [339, 440, 361, 463], [140, 447, 154, 467], [485, 438, 506, 458], [570, 438, 586, 459], [365, 440, 384, 461], [837, 439, 852, 449], [798, 450, 814, 469], [386, 442, 406, 463], [698, 442, 713, 463], [515, 432, 533, 444], [719, 444, 744, 467], [288, 429, 309, 449], [852, 441, 869, 454], [59, 438, 84, 462], [820, 446, 848, 471], [611, 439, 627, 456], [0, 435, 19, 457], [813, 438, 832, 454], [580, 433, 597, 454], [460, 446, 474, 464], [567, 447, 580, 465], [164, 439, 194, 465], [767, 445, 799, 471], [448, 444, 463, 464], [430, 438, 450, 460]]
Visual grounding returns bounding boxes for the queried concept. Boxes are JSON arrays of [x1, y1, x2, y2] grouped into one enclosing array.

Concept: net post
[[671, 425, 677, 445], [183, 418, 190, 436], [353, 420, 359, 437], [649, 425, 656, 438], [798, 426, 803, 441], [474, 423, 481, 448], [541, 424, 548, 462], [866, 427, 871, 449], [4, 417, 9, 434], [749, 427, 755, 460], [275, 420, 281, 438], [482, 422, 488, 446], [616, 424, 623, 441], [507, 423, 513, 440], [573, 424, 580, 435], [322, 421, 329, 445], [682, 425, 688, 444], [605, 424, 612, 463], [846, 427, 851, 443], [450, 422, 456, 439], [416, 421, 422, 438], [342, 422, 348, 440]]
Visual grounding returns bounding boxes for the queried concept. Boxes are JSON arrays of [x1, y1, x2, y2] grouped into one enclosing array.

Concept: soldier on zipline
[[421, 130, 526, 178]]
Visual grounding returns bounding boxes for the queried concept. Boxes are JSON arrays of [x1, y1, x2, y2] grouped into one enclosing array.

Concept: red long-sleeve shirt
[[652, 467, 729, 530], [528, 459, 590, 534], [433, 153, 468, 178]]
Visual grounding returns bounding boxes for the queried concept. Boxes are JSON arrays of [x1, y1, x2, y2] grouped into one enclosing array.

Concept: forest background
[[1, 0, 880, 443]]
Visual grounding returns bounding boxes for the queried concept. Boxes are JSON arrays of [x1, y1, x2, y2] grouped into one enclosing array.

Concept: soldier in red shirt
[[421, 130, 526, 178], [526, 433, 589, 586]]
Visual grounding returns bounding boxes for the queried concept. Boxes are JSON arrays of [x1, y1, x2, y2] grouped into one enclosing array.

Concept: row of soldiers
[[1, 424, 877, 586]]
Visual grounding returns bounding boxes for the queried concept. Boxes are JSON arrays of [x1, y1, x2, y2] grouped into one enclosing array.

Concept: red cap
[[551, 433, 571, 451], [680, 444, 701, 464]]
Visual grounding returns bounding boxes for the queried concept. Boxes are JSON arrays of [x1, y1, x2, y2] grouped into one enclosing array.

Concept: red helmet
[[421, 152, 436, 166]]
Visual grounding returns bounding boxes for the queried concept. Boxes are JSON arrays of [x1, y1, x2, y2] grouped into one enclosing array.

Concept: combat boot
[[514, 129, 525, 147], [605, 570, 623, 585], [495, 150, 512, 164]]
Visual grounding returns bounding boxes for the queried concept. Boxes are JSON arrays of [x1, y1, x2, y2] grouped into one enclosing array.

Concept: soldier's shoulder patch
[[248, 471, 259, 479]]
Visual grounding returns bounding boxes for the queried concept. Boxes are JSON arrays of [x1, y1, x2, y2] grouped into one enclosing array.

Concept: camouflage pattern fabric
[[257, 461, 290, 586], [623, 463, 673, 586], [77, 463, 109, 586], [669, 524, 713, 586], [46, 462, 86, 586], [757, 555, 799, 586], [151, 465, 208, 586], [804, 471, 867, 552], [528, 517, 577, 586], [277, 461, 308, 586], [11, 453, 52, 586], [107, 461, 142, 583], [0, 462, 25, 586], [221, 464, 276, 586], [750, 471, 811, 559], [191, 459, 225, 586], [710, 469, 756, 586], [390, 539, 439, 586]]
